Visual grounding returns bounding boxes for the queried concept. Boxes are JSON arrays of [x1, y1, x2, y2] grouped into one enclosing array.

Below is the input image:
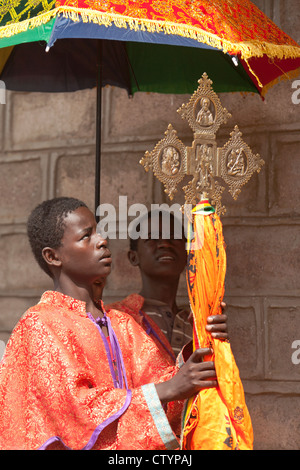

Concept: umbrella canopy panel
[[0, 13, 259, 95], [0, 38, 133, 93], [0, 0, 300, 96], [0, 37, 259, 95]]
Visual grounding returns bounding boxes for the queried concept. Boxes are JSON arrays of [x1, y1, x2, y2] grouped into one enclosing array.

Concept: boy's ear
[[42, 247, 62, 268], [128, 250, 139, 267]]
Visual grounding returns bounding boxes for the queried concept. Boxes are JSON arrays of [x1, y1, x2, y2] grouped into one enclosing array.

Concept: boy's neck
[[53, 279, 104, 319]]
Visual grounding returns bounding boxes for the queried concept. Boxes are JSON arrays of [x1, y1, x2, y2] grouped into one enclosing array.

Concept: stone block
[[106, 87, 191, 142], [100, 151, 149, 208], [0, 233, 51, 291], [278, 0, 300, 44], [265, 299, 300, 380], [269, 136, 300, 215], [0, 105, 4, 152], [224, 224, 300, 294], [8, 89, 96, 149], [107, 79, 299, 147], [225, 298, 262, 379], [0, 296, 40, 332], [246, 393, 300, 450], [55, 150, 149, 214], [0, 158, 42, 223], [219, 78, 299, 130], [55, 153, 95, 210]]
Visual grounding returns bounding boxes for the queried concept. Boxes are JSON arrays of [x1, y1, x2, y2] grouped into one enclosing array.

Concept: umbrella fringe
[[236, 40, 300, 60], [261, 65, 300, 97], [1, 6, 300, 63], [56, 6, 229, 52], [0, 9, 57, 39], [57, 7, 300, 61]]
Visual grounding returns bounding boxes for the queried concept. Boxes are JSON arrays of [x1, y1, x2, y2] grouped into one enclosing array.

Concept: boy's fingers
[[192, 348, 213, 361], [207, 314, 227, 324]]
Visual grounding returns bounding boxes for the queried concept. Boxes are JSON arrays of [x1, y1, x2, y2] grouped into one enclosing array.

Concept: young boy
[[0, 197, 221, 450]]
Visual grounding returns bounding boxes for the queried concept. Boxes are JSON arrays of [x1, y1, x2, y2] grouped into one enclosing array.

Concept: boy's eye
[[81, 230, 92, 240]]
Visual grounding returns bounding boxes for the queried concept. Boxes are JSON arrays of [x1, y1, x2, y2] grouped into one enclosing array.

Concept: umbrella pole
[[95, 40, 102, 219]]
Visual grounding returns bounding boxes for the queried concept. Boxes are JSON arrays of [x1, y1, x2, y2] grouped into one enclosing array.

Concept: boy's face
[[130, 215, 187, 279], [54, 206, 112, 285]]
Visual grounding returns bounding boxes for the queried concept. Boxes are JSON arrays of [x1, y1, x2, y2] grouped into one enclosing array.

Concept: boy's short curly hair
[[27, 197, 88, 277]]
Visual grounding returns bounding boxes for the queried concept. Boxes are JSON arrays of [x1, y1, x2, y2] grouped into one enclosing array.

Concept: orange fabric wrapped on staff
[[181, 199, 253, 450]]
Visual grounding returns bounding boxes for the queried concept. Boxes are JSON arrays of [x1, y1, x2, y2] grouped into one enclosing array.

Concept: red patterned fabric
[[0, 291, 182, 450], [53, 0, 300, 58]]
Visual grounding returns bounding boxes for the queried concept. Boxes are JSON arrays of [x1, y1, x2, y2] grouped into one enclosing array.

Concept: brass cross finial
[[140, 73, 265, 215]]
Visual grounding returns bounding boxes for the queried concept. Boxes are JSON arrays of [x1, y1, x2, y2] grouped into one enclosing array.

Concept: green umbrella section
[[0, 18, 56, 75], [0, 18, 56, 49], [127, 42, 259, 95]]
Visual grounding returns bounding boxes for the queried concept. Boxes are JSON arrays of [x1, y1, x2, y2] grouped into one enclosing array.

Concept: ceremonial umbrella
[[0, 0, 300, 210]]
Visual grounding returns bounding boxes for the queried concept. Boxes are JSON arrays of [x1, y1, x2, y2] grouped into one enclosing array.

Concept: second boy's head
[[128, 210, 187, 281]]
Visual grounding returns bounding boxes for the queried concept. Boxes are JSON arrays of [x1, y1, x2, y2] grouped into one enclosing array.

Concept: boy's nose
[[157, 238, 173, 248], [95, 234, 107, 248]]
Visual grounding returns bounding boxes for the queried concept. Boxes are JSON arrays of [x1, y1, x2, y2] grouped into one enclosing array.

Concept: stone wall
[[0, 0, 299, 450]]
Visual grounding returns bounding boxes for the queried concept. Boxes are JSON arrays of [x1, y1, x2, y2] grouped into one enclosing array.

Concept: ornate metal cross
[[140, 73, 265, 214]]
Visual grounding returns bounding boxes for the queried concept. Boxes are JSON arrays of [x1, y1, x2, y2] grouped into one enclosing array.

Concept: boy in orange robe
[[0, 197, 222, 450]]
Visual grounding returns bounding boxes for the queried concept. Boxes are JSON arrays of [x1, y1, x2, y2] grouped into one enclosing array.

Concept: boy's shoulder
[[18, 291, 86, 327], [105, 294, 144, 318]]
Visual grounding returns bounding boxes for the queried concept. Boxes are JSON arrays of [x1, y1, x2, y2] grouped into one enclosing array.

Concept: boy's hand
[[206, 301, 228, 340], [155, 348, 217, 404], [188, 302, 229, 340]]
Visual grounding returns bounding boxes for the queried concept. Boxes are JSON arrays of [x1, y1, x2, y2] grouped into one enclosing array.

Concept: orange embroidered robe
[[0, 291, 183, 450]]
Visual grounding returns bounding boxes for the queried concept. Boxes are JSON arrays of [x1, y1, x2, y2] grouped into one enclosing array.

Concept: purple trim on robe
[[87, 311, 129, 390], [139, 310, 176, 362], [86, 312, 118, 387], [38, 390, 132, 450], [38, 308, 132, 450]]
